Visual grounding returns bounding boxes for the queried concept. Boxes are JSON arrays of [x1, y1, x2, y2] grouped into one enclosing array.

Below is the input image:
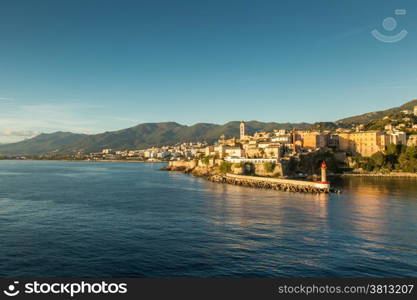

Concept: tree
[[263, 162, 275, 173], [398, 146, 417, 172], [218, 162, 232, 174], [370, 152, 385, 169]]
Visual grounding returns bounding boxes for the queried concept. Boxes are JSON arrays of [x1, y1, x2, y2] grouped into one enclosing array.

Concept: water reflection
[[197, 176, 417, 277]]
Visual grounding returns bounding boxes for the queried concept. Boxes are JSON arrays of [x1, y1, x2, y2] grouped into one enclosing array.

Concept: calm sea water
[[0, 160, 416, 277]]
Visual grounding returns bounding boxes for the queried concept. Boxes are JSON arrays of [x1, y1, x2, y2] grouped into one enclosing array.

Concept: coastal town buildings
[[83, 111, 417, 163], [88, 124, 416, 163], [89, 142, 207, 161], [338, 131, 387, 157]]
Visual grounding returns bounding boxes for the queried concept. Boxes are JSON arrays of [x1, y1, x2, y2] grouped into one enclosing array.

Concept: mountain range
[[0, 99, 416, 156], [0, 121, 311, 156]]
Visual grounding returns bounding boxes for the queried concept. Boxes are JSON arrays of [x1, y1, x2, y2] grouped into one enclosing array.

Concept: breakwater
[[208, 173, 335, 194]]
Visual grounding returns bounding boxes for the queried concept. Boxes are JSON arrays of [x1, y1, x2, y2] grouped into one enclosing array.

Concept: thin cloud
[[0, 101, 108, 143], [0, 130, 40, 137]]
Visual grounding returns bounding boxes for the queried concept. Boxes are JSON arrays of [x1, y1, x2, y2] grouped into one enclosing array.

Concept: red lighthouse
[[321, 160, 328, 183]]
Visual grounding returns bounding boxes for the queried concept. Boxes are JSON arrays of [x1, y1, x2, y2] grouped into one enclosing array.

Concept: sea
[[0, 160, 416, 277]]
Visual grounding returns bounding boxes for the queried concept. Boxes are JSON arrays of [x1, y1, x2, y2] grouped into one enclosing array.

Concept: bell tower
[[240, 121, 245, 140]]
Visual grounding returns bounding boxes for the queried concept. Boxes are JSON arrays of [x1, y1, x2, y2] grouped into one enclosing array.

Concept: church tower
[[240, 121, 245, 140]]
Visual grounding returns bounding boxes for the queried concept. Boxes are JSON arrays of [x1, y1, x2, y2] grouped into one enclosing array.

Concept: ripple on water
[[0, 161, 417, 277]]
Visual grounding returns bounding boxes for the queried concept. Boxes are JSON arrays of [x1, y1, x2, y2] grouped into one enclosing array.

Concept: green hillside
[[337, 99, 417, 124], [0, 132, 86, 156]]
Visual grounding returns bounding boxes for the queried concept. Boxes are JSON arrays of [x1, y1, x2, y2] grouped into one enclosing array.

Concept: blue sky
[[1, 0, 417, 143]]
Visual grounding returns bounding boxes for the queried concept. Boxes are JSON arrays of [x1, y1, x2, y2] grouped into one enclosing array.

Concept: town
[[83, 105, 417, 175], [6, 105, 417, 177]]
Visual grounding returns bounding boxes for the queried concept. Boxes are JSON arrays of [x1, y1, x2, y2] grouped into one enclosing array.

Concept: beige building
[[244, 145, 263, 158], [224, 146, 245, 158], [253, 131, 271, 140], [257, 142, 272, 149], [208, 144, 245, 158], [205, 146, 215, 156], [338, 131, 387, 157], [414, 105, 417, 116], [298, 132, 330, 149], [264, 145, 281, 158]]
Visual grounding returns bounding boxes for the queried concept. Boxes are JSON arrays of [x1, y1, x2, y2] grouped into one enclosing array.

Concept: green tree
[[263, 162, 275, 173], [370, 152, 385, 169], [201, 157, 210, 165], [218, 162, 232, 174], [398, 146, 417, 172]]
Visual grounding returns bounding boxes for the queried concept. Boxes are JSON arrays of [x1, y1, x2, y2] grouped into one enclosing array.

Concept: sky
[[1, 0, 417, 143]]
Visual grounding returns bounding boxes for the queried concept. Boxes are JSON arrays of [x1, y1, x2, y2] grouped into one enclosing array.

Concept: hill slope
[[337, 99, 417, 124], [0, 132, 86, 156]]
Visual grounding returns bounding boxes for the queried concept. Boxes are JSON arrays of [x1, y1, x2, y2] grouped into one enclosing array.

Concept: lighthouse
[[313, 160, 331, 190], [321, 160, 327, 183]]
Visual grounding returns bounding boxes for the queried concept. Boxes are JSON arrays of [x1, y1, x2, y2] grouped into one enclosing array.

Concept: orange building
[[296, 131, 330, 149], [338, 131, 387, 157]]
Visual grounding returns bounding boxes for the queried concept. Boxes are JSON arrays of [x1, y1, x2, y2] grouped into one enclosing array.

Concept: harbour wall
[[208, 173, 332, 193]]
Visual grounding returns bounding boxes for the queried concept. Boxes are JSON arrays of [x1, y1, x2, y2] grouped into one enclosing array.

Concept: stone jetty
[[208, 173, 334, 194], [162, 160, 339, 194]]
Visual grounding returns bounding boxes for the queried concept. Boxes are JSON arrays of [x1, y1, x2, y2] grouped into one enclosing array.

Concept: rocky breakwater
[[162, 159, 339, 194], [208, 173, 335, 194]]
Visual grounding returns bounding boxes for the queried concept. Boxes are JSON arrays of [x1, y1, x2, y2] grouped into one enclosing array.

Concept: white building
[[257, 142, 271, 149], [224, 147, 244, 157], [388, 132, 407, 145], [384, 124, 394, 131], [271, 135, 292, 144], [102, 149, 114, 154], [225, 157, 279, 164]]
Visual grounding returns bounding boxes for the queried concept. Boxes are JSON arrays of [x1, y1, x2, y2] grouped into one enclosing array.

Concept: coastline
[[0, 159, 168, 163], [340, 172, 417, 178]]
